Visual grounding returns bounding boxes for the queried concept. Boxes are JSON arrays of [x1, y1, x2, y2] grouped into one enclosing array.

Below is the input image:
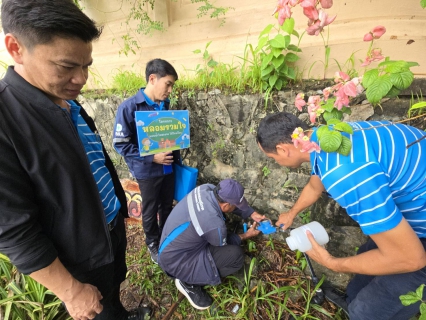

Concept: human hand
[[153, 152, 174, 165], [63, 282, 103, 320], [275, 211, 295, 230], [244, 221, 261, 239], [305, 231, 334, 268], [250, 212, 266, 223]]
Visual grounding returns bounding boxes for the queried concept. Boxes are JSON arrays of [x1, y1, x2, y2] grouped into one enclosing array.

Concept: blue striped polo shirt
[[68, 100, 121, 223], [310, 121, 426, 237]]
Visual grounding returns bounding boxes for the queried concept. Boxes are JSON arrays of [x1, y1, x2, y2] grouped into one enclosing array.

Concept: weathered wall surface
[[0, 0, 424, 85], [81, 79, 426, 288]]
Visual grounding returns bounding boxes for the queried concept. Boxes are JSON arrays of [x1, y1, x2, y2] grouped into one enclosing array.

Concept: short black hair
[[145, 59, 178, 82], [1, 0, 103, 49], [256, 112, 309, 153]]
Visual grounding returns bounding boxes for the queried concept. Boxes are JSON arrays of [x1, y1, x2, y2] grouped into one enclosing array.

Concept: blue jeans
[[346, 238, 426, 320]]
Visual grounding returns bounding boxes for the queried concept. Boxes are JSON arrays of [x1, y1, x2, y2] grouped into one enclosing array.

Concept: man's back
[[310, 121, 426, 236]]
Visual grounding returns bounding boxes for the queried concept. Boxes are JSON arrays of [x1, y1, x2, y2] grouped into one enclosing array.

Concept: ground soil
[[119, 220, 348, 320]]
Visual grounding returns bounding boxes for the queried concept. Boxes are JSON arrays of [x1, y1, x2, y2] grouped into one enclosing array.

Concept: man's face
[[14, 36, 93, 105], [258, 143, 305, 169], [150, 74, 175, 102]]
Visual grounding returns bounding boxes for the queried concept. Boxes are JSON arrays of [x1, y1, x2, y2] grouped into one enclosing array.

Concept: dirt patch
[[120, 219, 348, 319]]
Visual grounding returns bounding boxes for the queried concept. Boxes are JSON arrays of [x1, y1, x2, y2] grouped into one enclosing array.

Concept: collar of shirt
[[140, 88, 165, 111]]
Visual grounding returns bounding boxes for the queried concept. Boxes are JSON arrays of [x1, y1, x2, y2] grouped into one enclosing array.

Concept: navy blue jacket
[[113, 89, 181, 179], [0, 67, 128, 275], [158, 184, 254, 286]]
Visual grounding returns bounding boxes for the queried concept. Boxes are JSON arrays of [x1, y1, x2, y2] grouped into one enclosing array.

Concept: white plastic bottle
[[285, 221, 329, 252]]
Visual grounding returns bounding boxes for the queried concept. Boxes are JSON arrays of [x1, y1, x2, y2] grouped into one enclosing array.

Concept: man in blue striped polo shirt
[[256, 112, 426, 320]]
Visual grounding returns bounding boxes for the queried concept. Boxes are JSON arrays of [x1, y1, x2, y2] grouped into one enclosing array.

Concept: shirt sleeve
[[113, 101, 153, 162], [202, 225, 229, 246], [321, 161, 403, 235]]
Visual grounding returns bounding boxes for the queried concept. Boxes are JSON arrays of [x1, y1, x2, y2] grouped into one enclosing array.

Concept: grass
[[124, 222, 349, 320]]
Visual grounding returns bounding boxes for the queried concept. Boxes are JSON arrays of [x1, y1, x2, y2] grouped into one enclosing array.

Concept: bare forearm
[[29, 257, 80, 302], [288, 176, 324, 216], [327, 248, 426, 275]]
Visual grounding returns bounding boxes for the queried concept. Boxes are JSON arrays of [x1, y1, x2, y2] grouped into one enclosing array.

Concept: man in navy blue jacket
[[158, 179, 266, 310], [113, 59, 180, 264]]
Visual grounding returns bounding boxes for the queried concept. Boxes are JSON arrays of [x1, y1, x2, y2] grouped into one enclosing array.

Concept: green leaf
[[322, 98, 336, 112], [281, 17, 295, 34], [323, 109, 343, 122], [341, 106, 352, 115], [416, 284, 425, 299], [256, 36, 269, 52], [365, 75, 393, 105], [207, 59, 218, 68], [287, 67, 296, 80], [385, 86, 401, 98], [334, 122, 354, 134], [269, 74, 278, 87], [279, 63, 289, 75], [259, 24, 274, 38], [261, 65, 274, 78], [192, 49, 201, 54], [273, 47, 283, 58], [261, 52, 274, 69], [406, 61, 420, 68], [319, 131, 343, 153], [285, 52, 300, 63], [275, 79, 283, 91], [292, 29, 300, 38], [384, 60, 410, 73], [316, 126, 330, 140], [337, 136, 352, 156], [410, 102, 426, 110], [327, 119, 341, 125], [420, 304, 426, 318], [203, 50, 209, 60], [362, 69, 379, 88], [287, 44, 302, 52], [400, 291, 421, 306], [270, 34, 289, 49], [390, 71, 414, 90], [272, 55, 285, 70]]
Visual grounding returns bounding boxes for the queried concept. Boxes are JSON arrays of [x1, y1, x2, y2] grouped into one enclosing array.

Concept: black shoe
[[147, 242, 158, 264], [175, 279, 213, 310], [127, 306, 151, 320], [322, 282, 349, 316]]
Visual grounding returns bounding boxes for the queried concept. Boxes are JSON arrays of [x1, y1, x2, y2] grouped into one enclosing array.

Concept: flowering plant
[[360, 26, 419, 105], [290, 25, 418, 155]]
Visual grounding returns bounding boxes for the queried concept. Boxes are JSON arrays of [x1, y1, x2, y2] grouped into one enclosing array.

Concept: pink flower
[[274, 0, 293, 25], [371, 48, 384, 61], [363, 25, 386, 42], [320, 0, 333, 9], [361, 56, 372, 66], [351, 77, 364, 94], [300, 140, 321, 153], [323, 87, 331, 100], [303, 5, 319, 21], [334, 71, 350, 83], [291, 127, 321, 153], [299, 0, 316, 7], [295, 93, 307, 111], [308, 95, 321, 109], [334, 89, 350, 110], [342, 81, 357, 97], [363, 33, 374, 42], [372, 26, 386, 39]]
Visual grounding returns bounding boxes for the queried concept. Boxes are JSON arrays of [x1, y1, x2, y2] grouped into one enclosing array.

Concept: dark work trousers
[[208, 244, 245, 278], [72, 214, 128, 320], [346, 237, 426, 320], [137, 172, 175, 245]]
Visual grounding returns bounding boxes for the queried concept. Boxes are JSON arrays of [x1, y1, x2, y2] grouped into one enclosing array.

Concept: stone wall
[[80, 79, 426, 288]]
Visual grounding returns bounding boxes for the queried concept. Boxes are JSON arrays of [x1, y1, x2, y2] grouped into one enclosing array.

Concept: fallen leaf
[[407, 39, 415, 45]]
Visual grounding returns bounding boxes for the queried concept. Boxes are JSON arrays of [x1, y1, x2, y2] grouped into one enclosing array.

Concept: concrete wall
[[0, 0, 425, 86]]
